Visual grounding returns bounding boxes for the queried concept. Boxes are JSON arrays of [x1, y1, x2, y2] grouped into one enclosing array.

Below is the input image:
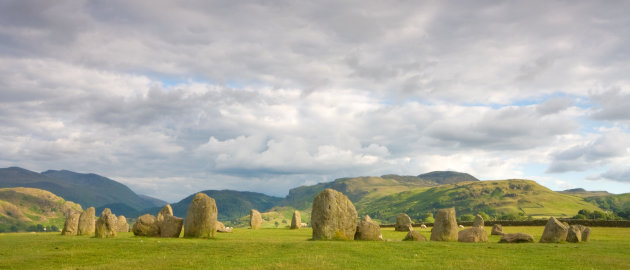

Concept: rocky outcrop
[[403, 230, 427, 241], [184, 193, 218, 238], [354, 215, 382, 241], [290, 210, 301, 229], [250, 209, 262, 230], [311, 188, 358, 240], [132, 214, 160, 237], [491, 224, 504, 235], [77, 207, 95, 236], [499, 233, 534, 243], [61, 213, 80, 236], [430, 208, 458, 241], [458, 227, 488, 242], [94, 208, 117, 238], [540, 217, 568, 243], [394, 213, 413, 232]]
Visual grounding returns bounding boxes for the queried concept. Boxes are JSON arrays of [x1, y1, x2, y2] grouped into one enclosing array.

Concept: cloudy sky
[[1, 1, 630, 202]]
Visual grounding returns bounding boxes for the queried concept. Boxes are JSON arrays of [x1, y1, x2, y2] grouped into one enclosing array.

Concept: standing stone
[[567, 224, 591, 243], [160, 214, 184, 238], [132, 214, 160, 237], [311, 188, 358, 240], [61, 213, 80, 236], [430, 208, 458, 241], [458, 227, 488, 242], [184, 193, 218, 238], [491, 224, 504, 235], [290, 210, 302, 229], [582, 227, 591, 242], [394, 213, 413, 232], [250, 209, 262, 229], [157, 204, 174, 223], [540, 217, 568, 243], [499, 233, 534, 243], [77, 207, 95, 236], [354, 215, 382, 241], [95, 208, 117, 238], [473, 214, 484, 228], [116, 216, 129, 233], [403, 230, 427, 241]]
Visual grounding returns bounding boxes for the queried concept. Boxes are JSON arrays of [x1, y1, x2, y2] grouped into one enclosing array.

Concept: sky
[[1, 1, 630, 202]]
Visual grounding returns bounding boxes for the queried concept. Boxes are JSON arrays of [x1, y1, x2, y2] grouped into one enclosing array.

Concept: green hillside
[[416, 171, 479, 184], [558, 188, 612, 197], [584, 193, 630, 219], [0, 187, 82, 232], [360, 179, 604, 223]]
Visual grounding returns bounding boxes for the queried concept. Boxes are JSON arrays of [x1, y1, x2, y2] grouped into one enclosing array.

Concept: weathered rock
[[77, 207, 95, 236], [473, 214, 484, 228], [250, 209, 262, 229], [115, 215, 129, 233], [160, 215, 183, 238], [430, 208, 458, 241], [499, 233, 534, 243], [311, 188, 358, 240], [216, 221, 225, 231], [491, 224, 504, 235], [132, 214, 160, 237], [184, 193, 218, 238], [540, 217, 568, 243], [394, 213, 413, 232], [290, 210, 301, 229], [566, 224, 591, 243], [458, 227, 488, 242], [61, 213, 80, 235], [354, 215, 382, 241], [157, 204, 174, 223], [403, 230, 427, 241], [95, 208, 117, 238], [582, 227, 591, 242]]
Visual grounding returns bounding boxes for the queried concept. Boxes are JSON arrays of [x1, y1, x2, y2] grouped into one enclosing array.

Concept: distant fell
[[417, 171, 479, 184], [559, 188, 612, 197]]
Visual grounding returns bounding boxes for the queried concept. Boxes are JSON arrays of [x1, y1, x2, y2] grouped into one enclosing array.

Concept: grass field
[[1, 226, 629, 269]]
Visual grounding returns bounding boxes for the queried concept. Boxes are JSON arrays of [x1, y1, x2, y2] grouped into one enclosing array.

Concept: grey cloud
[[590, 89, 630, 121], [600, 168, 630, 183], [547, 131, 630, 173]]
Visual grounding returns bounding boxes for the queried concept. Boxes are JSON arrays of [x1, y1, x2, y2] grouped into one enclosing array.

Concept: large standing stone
[[581, 227, 591, 242], [403, 230, 427, 241], [499, 233, 534, 243], [311, 188, 358, 240], [132, 214, 160, 237], [95, 208, 117, 238], [473, 214, 484, 228], [184, 193, 218, 238], [61, 213, 80, 236], [354, 215, 382, 241], [491, 224, 504, 235], [458, 227, 488, 242], [394, 213, 413, 232], [157, 204, 173, 223], [160, 215, 184, 238], [116, 215, 129, 233], [430, 208, 458, 241], [540, 217, 568, 243], [77, 207, 95, 236], [290, 210, 301, 229], [250, 209, 262, 230]]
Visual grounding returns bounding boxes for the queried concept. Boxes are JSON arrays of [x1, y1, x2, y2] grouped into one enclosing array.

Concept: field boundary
[[380, 219, 630, 227]]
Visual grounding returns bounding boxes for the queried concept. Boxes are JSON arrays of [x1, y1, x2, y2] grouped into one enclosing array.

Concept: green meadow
[[1, 226, 629, 269]]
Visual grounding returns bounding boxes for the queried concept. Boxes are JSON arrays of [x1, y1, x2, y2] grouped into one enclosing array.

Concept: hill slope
[[0, 187, 82, 232], [0, 167, 164, 217]]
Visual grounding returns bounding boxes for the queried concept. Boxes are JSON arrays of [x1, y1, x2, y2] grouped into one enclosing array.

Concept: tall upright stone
[[311, 188, 358, 240], [291, 210, 302, 229], [77, 207, 95, 236], [473, 214, 484, 228], [250, 209, 262, 230], [157, 204, 174, 222], [394, 213, 413, 232], [61, 213, 80, 236], [95, 208, 117, 238], [116, 215, 129, 233], [184, 193, 218, 238], [354, 215, 382, 241], [430, 208, 458, 241], [540, 217, 568, 243]]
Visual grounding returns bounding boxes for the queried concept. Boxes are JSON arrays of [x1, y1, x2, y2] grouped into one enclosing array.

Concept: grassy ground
[[1, 226, 629, 269]]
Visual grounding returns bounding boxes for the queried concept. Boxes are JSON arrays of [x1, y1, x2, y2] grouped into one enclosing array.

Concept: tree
[[459, 214, 475, 222], [274, 221, 279, 228]]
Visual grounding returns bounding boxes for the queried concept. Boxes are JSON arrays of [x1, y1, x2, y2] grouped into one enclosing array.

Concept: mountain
[[360, 179, 603, 223], [558, 188, 612, 197], [0, 167, 163, 217], [416, 171, 479, 184], [0, 187, 82, 232], [141, 189, 283, 222], [138, 194, 168, 206]]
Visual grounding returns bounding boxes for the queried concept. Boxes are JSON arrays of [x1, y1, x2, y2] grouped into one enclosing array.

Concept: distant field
[[1, 226, 629, 269]]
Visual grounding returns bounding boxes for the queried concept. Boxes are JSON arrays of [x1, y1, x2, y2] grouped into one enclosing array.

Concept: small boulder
[[567, 224, 591, 243], [216, 221, 226, 231], [184, 193, 218, 238], [491, 224, 504, 235], [250, 209, 262, 230], [290, 210, 301, 229], [160, 215, 183, 238], [540, 217, 568, 243], [473, 214, 484, 228], [582, 227, 591, 242], [78, 207, 95, 236], [116, 215, 129, 233], [499, 233, 534, 243], [61, 213, 80, 236], [430, 208, 458, 241], [95, 208, 117, 238], [354, 215, 382, 241], [132, 214, 160, 237], [458, 227, 488, 243], [311, 188, 358, 240], [403, 230, 427, 241], [394, 213, 413, 232]]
